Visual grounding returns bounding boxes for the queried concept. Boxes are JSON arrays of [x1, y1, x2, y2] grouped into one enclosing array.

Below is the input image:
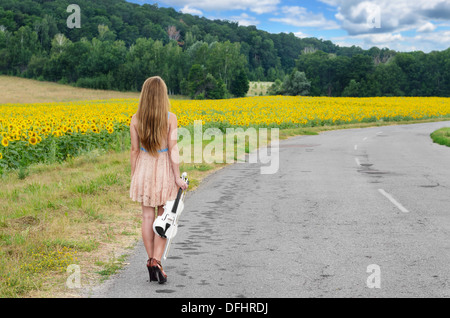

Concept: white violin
[[153, 172, 189, 260]]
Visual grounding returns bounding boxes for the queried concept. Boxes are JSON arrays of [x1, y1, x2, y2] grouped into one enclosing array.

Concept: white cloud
[[331, 33, 407, 51], [270, 5, 340, 29], [318, 0, 450, 52], [325, 0, 450, 35], [413, 30, 450, 50], [180, 5, 202, 15], [359, 32, 404, 44], [333, 32, 403, 47], [293, 31, 310, 38], [158, 0, 280, 14], [331, 28, 450, 52], [417, 22, 436, 33], [317, 0, 340, 6], [230, 13, 260, 26]]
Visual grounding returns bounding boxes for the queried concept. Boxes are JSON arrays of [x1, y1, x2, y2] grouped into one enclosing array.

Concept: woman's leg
[[153, 205, 167, 261], [141, 203, 156, 259]]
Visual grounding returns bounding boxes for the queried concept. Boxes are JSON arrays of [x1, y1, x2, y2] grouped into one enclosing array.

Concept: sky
[[129, 0, 450, 52]]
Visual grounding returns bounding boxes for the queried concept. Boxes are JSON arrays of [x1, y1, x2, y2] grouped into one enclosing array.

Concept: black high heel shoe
[[151, 258, 167, 284], [147, 258, 158, 282]]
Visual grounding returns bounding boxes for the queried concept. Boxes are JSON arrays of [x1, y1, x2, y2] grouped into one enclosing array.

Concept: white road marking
[[363, 137, 368, 141], [355, 158, 361, 166], [378, 189, 409, 213], [354, 144, 358, 150], [377, 131, 383, 135]]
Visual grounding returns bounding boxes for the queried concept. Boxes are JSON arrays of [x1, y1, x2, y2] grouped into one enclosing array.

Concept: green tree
[[268, 78, 283, 95], [206, 41, 246, 90], [0, 26, 11, 73], [230, 69, 249, 97], [281, 70, 311, 96], [9, 26, 40, 73], [204, 74, 227, 99], [188, 64, 205, 98], [342, 79, 361, 97]]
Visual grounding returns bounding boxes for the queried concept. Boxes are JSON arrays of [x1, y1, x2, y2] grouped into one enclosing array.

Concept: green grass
[[0, 149, 143, 298], [431, 127, 450, 147], [95, 253, 129, 281]]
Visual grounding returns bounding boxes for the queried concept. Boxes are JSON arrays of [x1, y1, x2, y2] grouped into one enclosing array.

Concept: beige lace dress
[[129, 112, 178, 207]]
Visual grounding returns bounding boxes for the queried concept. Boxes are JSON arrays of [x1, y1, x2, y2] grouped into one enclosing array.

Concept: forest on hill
[[0, 0, 449, 97]]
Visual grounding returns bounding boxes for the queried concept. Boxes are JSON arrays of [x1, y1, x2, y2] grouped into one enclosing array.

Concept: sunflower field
[[1, 96, 450, 173]]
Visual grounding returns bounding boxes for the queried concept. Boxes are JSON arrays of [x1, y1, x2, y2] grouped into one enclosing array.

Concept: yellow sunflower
[[1, 138, 8, 147], [29, 136, 38, 145]]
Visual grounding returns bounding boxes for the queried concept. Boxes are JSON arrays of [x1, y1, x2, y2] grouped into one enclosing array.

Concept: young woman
[[129, 76, 188, 284]]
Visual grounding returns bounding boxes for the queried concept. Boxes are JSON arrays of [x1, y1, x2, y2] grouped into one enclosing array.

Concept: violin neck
[[171, 188, 183, 213]]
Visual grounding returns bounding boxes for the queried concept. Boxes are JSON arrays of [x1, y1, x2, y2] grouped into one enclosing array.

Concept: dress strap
[[140, 147, 168, 153]]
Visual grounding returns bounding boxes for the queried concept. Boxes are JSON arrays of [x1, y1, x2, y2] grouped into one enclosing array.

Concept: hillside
[[0, 0, 351, 74], [0, 76, 141, 104], [0, 0, 449, 97], [0, 0, 394, 80]]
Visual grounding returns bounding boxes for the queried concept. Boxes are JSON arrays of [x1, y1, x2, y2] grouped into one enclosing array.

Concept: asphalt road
[[85, 121, 450, 298]]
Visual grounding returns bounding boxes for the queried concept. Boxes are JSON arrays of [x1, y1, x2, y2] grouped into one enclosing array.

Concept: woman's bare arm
[[168, 113, 188, 190], [168, 113, 181, 180], [130, 115, 140, 177]]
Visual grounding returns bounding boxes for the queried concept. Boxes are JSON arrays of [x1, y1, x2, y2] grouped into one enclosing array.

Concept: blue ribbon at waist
[[140, 147, 168, 153]]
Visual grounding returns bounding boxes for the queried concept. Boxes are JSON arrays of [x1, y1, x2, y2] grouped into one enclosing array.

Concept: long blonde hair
[[136, 76, 170, 156]]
